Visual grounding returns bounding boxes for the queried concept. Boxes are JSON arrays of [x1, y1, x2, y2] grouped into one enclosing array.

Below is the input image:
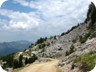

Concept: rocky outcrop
[[85, 2, 96, 29]]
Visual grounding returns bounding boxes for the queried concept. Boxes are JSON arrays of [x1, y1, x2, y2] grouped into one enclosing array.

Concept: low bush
[[35, 37, 47, 44], [38, 43, 46, 49], [73, 52, 96, 71], [61, 24, 80, 36], [79, 30, 94, 43], [25, 54, 38, 64], [65, 44, 75, 56], [0, 53, 15, 68]]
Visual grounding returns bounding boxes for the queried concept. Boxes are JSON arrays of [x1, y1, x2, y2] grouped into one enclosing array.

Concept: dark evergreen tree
[[18, 55, 23, 67], [13, 60, 19, 68]]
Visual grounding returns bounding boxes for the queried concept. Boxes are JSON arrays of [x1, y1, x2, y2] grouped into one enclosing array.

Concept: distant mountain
[[0, 40, 31, 56]]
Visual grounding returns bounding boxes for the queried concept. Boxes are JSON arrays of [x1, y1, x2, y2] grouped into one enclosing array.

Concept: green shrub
[[38, 43, 46, 49], [25, 54, 38, 64], [65, 51, 70, 56], [0, 53, 15, 68], [61, 24, 80, 36], [73, 52, 96, 71], [0, 53, 24, 69], [54, 36, 56, 39], [70, 44, 75, 53], [61, 32, 65, 36], [46, 42, 50, 46], [35, 37, 47, 44], [72, 39, 76, 43], [18, 55, 23, 67], [79, 30, 94, 43], [65, 44, 75, 56], [13, 59, 19, 68], [28, 43, 34, 48]]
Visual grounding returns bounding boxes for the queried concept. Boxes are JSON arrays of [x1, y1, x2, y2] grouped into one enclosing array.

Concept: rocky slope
[[0, 2, 96, 72], [57, 2, 96, 72]]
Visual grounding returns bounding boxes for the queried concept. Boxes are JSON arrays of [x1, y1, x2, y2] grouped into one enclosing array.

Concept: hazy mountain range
[[0, 40, 31, 56]]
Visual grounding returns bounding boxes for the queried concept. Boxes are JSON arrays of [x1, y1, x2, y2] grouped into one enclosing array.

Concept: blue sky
[[0, 0, 92, 42]]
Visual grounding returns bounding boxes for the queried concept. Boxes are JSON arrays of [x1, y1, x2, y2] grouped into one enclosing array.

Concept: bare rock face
[[85, 2, 96, 29]]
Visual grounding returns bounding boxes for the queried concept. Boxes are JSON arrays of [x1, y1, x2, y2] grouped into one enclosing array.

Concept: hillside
[[0, 2, 96, 72]]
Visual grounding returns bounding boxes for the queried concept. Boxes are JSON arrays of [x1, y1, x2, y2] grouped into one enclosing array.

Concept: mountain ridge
[[0, 40, 31, 56]]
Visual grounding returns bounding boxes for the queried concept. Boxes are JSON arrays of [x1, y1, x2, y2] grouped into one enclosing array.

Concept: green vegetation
[[61, 32, 65, 36], [65, 44, 75, 56], [13, 59, 19, 68], [13, 54, 37, 69], [54, 35, 57, 39], [79, 30, 94, 43], [46, 42, 50, 46], [0, 53, 38, 69], [73, 52, 96, 71], [38, 42, 50, 52], [72, 39, 76, 43], [0, 53, 15, 68], [18, 55, 23, 67], [25, 54, 38, 64], [13, 55, 24, 69], [38, 43, 46, 49], [35, 37, 47, 44], [28, 43, 34, 48], [61, 24, 80, 36]]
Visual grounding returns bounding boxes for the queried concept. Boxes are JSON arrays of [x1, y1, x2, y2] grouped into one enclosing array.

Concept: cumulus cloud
[[13, 0, 29, 6], [0, 9, 40, 30], [0, 0, 91, 32], [14, 0, 90, 18], [0, 0, 93, 42]]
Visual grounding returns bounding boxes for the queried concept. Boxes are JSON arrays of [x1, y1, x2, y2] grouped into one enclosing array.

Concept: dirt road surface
[[17, 59, 59, 72]]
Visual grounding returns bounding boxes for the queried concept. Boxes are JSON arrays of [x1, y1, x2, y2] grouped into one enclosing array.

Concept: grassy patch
[[73, 52, 96, 71]]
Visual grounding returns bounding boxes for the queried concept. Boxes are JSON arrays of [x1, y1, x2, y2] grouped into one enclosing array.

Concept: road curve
[[18, 59, 59, 72]]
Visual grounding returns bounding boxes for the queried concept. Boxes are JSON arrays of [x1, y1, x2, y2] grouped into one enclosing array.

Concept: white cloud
[[0, 9, 40, 30], [13, 0, 91, 32], [14, 0, 90, 18], [13, 0, 29, 6], [0, 0, 91, 32], [0, 0, 93, 42]]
